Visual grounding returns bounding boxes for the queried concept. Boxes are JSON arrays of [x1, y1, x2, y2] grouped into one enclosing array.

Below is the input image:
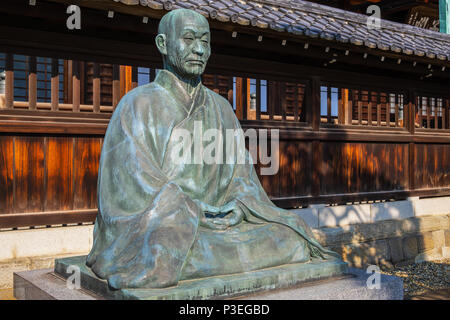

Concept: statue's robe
[[86, 70, 339, 289]]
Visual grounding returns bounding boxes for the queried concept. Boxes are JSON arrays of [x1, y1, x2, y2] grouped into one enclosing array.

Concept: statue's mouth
[[186, 60, 204, 65]]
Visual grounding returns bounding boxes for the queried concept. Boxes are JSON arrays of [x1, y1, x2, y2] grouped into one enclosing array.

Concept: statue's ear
[[155, 34, 167, 55]]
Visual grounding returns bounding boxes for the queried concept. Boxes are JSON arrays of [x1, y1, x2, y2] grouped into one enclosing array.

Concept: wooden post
[[227, 76, 233, 106], [338, 88, 344, 124], [385, 93, 390, 127], [246, 78, 254, 120], [51, 58, 59, 111], [418, 95, 423, 128], [293, 83, 299, 122], [256, 79, 261, 120], [5, 53, 14, 109], [280, 82, 286, 122], [268, 81, 275, 120], [311, 77, 320, 131], [327, 86, 331, 124], [426, 96, 431, 129], [434, 98, 438, 129], [72, 60, 80, 112], [358, 89, 362, 125], [242, 77, 248, 120], [407, 89, 416, 192], [28, 56, 37, 110], [235, 77, 243, 120], [345, 89, 353, 125], [407, 89, 416, 135], [93, 62, 100, 113], [376, 92, 381, 126], [131, 66, 138, 90], [368, 91, 372, 126], [311, 77, 321, 198], [444, 98, 448, 129], [112, 64, 120, 110], [395, 93, 399, 127]]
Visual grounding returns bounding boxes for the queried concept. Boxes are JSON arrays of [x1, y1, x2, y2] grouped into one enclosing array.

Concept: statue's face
[[165, 13, 211, 79]]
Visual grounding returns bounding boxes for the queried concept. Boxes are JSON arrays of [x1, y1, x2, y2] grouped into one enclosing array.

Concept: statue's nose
[[192, 41, 205, 56]]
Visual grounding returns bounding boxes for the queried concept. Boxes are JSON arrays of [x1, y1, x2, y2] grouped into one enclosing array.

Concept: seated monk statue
[[86, 8, 340, 289]]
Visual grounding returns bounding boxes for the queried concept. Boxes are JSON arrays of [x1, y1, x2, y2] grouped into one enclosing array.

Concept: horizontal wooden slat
[[272, 188, 450, 208], [0, 112, 449, 141], [0, 210, 97, 229], [13, 101, 113, 112]]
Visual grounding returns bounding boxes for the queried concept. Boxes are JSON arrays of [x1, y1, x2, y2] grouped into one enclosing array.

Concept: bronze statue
[[86, 8, 339, 289]]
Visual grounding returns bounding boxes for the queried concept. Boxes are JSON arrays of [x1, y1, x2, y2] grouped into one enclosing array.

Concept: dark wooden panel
[[320, 142, 408, 195], [0, 136, 14, 214], [278, 140, 311, 198], [45, 137, 74, 211], [73, 137, 102, 209], [255, 139, 279, 198], [13, 136, 45, 213], [415, 144, 450, 189]]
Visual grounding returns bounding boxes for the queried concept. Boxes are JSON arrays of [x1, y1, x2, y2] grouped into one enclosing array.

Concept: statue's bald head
[[158, 9, 209, 36], [155, 9, 211, 80]]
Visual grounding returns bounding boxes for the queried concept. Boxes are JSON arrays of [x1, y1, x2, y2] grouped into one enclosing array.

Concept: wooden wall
[[0, 135, 102, 227], [414, 144, 450, 189]]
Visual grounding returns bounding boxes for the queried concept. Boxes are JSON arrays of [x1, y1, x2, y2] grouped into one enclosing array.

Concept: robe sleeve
[[86, 92, 203, 289]]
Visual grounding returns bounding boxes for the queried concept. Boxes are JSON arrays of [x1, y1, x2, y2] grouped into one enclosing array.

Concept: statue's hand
[[194, 200, 244, 230], [210, 201, 244, 229], [194, 200, 228, 230]]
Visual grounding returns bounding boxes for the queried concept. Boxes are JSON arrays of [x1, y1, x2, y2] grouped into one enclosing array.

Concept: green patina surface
[[55, 255, 348, 300], [85, 7, 343, 291]]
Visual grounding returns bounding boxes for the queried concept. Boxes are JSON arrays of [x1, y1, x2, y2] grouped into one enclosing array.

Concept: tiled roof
[[114, 0, 450, 63]]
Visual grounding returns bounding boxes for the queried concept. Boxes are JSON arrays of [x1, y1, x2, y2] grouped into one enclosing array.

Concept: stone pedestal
[[13, 255, 403, 300]]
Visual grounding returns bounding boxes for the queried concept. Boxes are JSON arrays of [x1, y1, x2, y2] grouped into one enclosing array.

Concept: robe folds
[[86, 70, 340, 289]]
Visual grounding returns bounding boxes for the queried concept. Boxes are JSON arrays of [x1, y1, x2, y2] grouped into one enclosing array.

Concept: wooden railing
[[415, 95, 450, 130], [319, 85, 407, 128]]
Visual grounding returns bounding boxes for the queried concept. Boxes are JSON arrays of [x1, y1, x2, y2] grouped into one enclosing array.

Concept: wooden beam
[[0, 209, 97, 229]]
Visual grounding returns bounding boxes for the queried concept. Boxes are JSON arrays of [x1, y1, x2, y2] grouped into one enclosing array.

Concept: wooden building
[[0, 0, 449, 230]]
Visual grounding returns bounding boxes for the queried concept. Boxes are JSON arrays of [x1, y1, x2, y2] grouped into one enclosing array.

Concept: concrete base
[[13, 268, 403, 300], [52, 255, 348, 300], [13, 257, 403, 300]]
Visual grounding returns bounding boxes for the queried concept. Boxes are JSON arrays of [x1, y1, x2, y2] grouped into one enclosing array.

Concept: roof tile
[[116, 0, 450, 62]]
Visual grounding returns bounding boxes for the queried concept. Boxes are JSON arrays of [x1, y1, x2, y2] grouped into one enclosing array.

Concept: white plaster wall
[[0, 225, 93, 261], [290, 196, 450, 228]]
